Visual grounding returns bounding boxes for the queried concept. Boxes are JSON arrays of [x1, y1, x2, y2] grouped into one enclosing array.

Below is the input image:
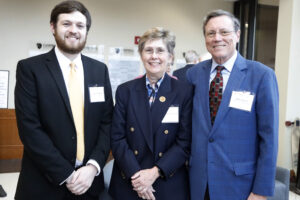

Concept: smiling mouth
[[66, 34, 80, 40], [149, 61, 161, 66], [213, 45, 226, 48]]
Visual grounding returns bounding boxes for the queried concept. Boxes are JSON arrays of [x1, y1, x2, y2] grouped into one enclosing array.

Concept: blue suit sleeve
[[252, 69, 279, 196]]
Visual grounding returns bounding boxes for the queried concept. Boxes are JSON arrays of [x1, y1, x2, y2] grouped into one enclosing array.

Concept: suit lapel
[[151, 74, 177, 134], [82, 55, 90, 134], [211, 53, 247, 133], [199, 62, 213, 130], [45, 49, 73, 118], [132, 76, 154, 152]]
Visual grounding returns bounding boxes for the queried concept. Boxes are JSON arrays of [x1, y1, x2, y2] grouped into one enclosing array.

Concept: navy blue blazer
[[14, 49, 113, 200], [173, 64, 194, 83], [187, 53, 279, 200], [109, 74, 193, 200]]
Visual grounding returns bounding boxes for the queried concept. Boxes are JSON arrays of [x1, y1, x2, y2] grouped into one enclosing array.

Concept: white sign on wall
[[0, 70, 9, 108]]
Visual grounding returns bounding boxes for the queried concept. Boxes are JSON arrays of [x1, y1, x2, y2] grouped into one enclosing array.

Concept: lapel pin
[[159, 96, 166, 102]]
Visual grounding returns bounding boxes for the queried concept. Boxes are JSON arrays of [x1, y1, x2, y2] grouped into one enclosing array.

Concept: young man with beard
[[14, 1, 113, 199]]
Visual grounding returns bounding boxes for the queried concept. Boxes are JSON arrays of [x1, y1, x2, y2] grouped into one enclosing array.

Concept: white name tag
[[229, 91, 254, 112], [89, 86, 105, 103], [162, 106, 179, 123]]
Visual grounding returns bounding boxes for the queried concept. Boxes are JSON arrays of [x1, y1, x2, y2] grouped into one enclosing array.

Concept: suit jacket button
[[185, 160, 189, 166], [158, 152, 163, 157], [71, 136, 75, 140], [164, 130, 169, 135], [209, 138, 214, 143], [134, 150, 139, 155], [130, 127, 135, 132]]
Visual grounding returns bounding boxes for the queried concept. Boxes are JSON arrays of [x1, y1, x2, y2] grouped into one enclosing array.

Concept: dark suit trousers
[[205, 184, 210, 200], [64, 191, 98, 200], [64, 190, 112, 200]]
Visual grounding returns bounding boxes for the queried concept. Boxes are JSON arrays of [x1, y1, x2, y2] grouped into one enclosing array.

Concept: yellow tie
[[68, 62, 85, 162]]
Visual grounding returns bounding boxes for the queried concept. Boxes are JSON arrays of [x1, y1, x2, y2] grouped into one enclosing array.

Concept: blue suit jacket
[[187, 53, 279, 200], [109, 74, 193, 200]]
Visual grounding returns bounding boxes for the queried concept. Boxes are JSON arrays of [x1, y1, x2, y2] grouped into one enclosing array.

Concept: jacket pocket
[[233, 161, 256, 176]]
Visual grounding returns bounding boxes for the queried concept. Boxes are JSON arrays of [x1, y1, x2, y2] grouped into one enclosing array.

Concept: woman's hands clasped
[[131, 166, 160, 200]]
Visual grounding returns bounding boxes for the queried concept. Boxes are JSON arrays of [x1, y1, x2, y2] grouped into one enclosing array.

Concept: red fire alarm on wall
[[134, 36, 141, 45]]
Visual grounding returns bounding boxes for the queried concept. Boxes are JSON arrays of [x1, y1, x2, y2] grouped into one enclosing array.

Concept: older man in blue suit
[[187, 10, 279, 200]]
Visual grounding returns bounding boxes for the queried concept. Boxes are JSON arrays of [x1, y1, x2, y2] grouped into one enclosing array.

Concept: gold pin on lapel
[[159, 96, 166, 102]]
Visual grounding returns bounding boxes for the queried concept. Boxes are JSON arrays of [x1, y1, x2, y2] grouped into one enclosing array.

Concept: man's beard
[[54, 32, 87, 54]]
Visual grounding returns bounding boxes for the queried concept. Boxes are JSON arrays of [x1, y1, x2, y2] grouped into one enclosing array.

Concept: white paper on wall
[[0, 70, 9, 108], [108, 56, 142, 98]]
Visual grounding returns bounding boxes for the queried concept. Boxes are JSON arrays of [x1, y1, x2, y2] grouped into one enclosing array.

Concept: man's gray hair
[[203, 9, 240, 35], [184, 50, 199, 64]]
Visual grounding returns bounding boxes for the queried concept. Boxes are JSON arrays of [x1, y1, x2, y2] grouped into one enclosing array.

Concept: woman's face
[[141, 39, 172, 79]]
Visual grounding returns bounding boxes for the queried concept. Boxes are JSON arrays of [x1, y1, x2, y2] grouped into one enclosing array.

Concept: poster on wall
[[0, 70, 9, 108], [108, 56, 142, 97]]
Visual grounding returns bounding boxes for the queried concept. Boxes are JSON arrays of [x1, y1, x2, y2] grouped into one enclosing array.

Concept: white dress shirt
[[54, 47, 100, 185], [209, 50, 238, 93]]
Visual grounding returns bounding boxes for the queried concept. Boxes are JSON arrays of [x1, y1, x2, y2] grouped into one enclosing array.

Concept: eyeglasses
[[143, 47, 167, 55], [205, 30, 235, 38]]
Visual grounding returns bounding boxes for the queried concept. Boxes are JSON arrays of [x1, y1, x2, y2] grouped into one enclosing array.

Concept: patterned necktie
[[68, 62, 85, 162], [209, 66, 225, 125], [148, 84, 158, 107]]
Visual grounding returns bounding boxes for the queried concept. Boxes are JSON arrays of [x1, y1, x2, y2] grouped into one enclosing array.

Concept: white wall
[[1, 0, 299, 170], [275, 0, 300, 168], [0, 0, 233, 108]]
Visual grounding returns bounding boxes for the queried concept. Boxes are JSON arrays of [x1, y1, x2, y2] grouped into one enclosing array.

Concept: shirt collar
[[145, 73, 165, 90], [211, 50, 237, 73], [55, 46, 82, 69]]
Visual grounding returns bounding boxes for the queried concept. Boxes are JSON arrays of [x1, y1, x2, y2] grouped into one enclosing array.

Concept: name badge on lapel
[[89, 86, 105, 103], [229, 91, 254, 112], [162, 106, 179, 123]]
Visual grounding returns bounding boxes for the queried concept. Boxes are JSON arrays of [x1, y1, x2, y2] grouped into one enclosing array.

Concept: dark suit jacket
[[187, 53, 279, 200], [109, 74, 193, 200], [14, 49, 113, 200], [172, 64, 194, 83]]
